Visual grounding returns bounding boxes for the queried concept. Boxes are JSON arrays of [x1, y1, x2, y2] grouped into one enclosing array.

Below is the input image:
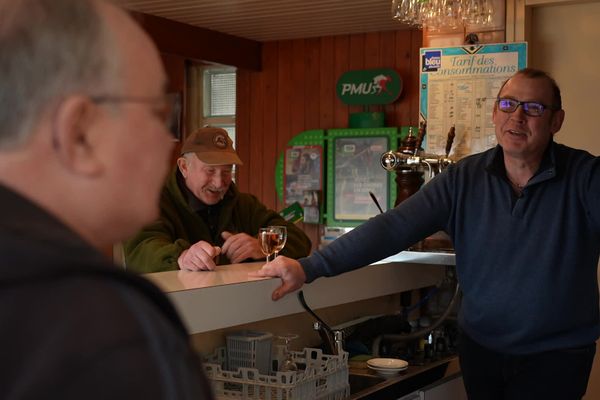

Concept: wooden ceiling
[[115, 0, 411, 42]]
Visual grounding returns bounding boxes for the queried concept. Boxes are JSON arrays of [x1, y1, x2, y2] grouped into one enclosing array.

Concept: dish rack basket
[[204, 347, 350, 400], [226, 331, 273, 375]]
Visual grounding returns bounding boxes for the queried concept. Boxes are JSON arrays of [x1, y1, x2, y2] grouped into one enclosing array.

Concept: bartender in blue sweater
[[254, 68, 600, 399]]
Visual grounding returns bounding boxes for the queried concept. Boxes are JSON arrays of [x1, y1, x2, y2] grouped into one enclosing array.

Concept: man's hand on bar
[[250, 256, 306, 301], [177, 241, 221, 271], [221, 231, 263, 263]]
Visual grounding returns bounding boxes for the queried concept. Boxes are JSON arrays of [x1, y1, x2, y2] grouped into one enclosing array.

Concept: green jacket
[[124, 168, 311, 273]]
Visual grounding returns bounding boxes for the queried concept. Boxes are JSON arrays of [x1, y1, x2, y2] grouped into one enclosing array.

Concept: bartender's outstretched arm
[[250, 256, 306, 301]]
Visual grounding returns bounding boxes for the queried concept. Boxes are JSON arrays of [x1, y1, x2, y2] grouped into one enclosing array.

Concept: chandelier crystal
[[391, 0, 494, 30]]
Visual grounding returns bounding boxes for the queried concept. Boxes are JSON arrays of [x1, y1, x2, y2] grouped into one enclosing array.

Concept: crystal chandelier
[[391, 0, 494, 30]]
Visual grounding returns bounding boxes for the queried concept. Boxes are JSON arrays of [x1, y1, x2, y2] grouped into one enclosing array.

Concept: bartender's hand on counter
[[221, 231, 264, 263], [177, 241, 221, 271], [250, 256, 306, 301]]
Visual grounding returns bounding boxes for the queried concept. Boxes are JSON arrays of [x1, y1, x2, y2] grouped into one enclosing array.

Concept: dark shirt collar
[[485, 141, 557, 180]]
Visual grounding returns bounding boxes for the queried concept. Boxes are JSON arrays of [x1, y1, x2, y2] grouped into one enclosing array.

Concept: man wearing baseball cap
[[124, 127, 311, 272]]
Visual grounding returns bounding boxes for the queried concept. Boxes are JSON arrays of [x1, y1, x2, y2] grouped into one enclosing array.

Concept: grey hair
[[182, 153, 196, 162], [0, 0, 120, 149]]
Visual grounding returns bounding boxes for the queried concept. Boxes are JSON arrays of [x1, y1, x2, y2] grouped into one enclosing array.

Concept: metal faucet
[[312, 321, 344, 355], [300, 291, 344, 355]]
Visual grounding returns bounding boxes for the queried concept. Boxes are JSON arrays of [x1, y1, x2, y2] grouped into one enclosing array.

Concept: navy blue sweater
[[301, 142, 600, 354]]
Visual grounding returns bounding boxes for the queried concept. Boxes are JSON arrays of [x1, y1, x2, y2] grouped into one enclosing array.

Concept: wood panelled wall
[[134, 11, 261, 71], [234, 30, 422, 247]]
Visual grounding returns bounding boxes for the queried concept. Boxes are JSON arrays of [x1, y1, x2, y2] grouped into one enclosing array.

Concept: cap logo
[[213, 134, 228, 149]]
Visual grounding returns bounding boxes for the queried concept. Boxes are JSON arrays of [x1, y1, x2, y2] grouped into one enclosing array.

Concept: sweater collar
[[485, 142, 557, 184]]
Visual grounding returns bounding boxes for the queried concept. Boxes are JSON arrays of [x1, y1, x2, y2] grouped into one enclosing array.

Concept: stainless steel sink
[[348, 373, 386, 394]]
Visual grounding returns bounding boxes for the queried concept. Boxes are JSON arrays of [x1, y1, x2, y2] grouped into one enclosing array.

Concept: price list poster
[[420, 43, 527, 158]]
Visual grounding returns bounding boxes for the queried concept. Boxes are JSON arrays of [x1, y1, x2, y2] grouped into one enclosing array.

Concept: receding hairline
[[497, 68, 562, 110], [96, 0, 168, 95]]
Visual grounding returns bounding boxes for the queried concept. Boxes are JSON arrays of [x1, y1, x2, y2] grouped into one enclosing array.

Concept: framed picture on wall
[[333, 136, 389, 222], [283, 145, 323, 206], [325, 127, 399, 227]]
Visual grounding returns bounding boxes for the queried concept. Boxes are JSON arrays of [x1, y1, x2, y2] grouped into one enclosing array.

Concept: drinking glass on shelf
[[269, 226, 287, 258], [277, 333, 299, 372]]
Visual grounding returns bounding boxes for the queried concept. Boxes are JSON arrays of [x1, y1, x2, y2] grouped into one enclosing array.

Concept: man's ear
[[177, 157, 188, 178], [52, 95, 103, 176], [550, 109, 565, 136]]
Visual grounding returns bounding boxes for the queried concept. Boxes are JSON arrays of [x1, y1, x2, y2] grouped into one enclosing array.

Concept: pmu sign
[[336, 68, 402, 105]]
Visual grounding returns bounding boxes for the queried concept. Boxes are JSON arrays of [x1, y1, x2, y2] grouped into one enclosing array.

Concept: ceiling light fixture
[[391, 0, 494, 31]]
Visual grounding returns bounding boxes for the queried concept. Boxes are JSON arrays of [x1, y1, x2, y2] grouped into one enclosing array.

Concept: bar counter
[[144, 251, 456, 335]]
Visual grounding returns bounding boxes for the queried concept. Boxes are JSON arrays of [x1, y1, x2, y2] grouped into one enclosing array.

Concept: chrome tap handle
[[445, 125, 455, 157], [334, 330, 344, 355], [423, 160, 433, 178], [380, 151, 456, 174], [380, 151, 403, 171], [415, 121, 427, 154]]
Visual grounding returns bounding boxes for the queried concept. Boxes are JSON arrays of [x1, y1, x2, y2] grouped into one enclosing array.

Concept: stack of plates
[[366, 358, 409, 377]]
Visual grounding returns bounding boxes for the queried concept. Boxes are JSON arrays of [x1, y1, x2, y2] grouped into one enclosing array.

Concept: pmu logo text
[[336, 68, 402, 106], [340, 74, 392, 96]]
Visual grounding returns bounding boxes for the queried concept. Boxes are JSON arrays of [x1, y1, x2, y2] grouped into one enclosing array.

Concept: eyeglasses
[[496, 97, 557, 117], [90, 93, 179, 134]]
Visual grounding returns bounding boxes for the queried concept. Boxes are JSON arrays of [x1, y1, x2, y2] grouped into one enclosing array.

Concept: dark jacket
[[0, 185, 213, 399], [124, 168, 312, 272], [301, 142, 600, 354]]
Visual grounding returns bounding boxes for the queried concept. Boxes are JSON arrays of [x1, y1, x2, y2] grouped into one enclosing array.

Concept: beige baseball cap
[[181, 127, 243, 166]]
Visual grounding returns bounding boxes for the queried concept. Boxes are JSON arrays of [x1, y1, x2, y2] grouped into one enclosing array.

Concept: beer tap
[[438, 124, 456, 174], [380, 123, 456, 178], [445, 125, 455, 158], [415, 121, 427, 156]]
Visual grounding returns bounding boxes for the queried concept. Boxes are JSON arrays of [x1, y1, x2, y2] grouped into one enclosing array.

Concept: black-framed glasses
[[496, 97, 557, 117]]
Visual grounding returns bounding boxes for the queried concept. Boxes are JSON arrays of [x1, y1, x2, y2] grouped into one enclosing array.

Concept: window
[[202, 67, 236, 143]]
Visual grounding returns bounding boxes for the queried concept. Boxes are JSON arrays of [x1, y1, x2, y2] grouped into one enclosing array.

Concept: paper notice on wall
[[420, 43, 527, 159], [334, 136, 388, 221]]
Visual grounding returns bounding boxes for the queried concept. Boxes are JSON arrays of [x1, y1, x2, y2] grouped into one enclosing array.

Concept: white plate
[[367, 358, 409, 369], [367, 364, 408, 377], [366, 358, 409, 377]]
